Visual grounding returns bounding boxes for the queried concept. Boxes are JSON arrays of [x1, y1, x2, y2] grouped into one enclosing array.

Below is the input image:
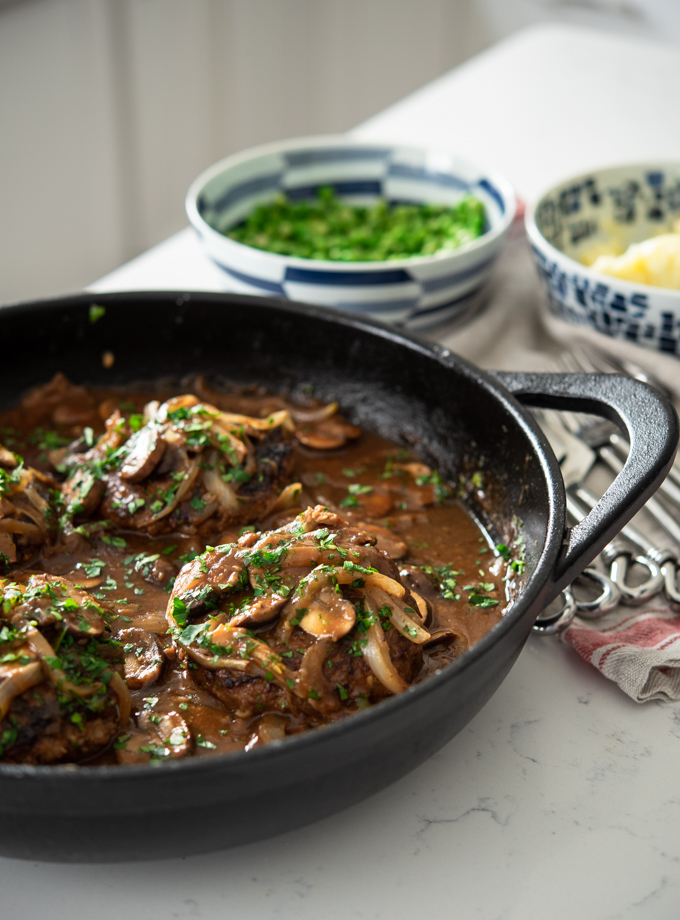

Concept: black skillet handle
[[489, 371, 679, 601]]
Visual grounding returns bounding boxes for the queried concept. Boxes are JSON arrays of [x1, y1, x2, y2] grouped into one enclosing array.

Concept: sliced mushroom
[[355, 522, 407, 559], [298, 586, 356, 641], [13, 575, 106, 637], [353, 489, 394, 518], [295, 416, 361, 450], [257, 713, 287, 744], [62, 467, 105, 517], [393, 462, 431, 479], [423, 626, 468, 649], [118, 627, 163, 689], [168, 546, 244, 622], [139, 555, 176, 587], [0, 532, 17, 564], [120, 425, 165, 482], [229, 592, 288, 628]]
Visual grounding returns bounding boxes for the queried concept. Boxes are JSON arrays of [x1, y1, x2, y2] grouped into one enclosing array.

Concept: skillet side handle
[[490, 371, 679, 600]]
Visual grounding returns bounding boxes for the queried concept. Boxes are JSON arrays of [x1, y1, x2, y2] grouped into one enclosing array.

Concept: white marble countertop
[[3, 23, 680, 919]]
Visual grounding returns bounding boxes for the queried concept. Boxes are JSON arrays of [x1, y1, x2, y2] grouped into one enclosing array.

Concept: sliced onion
[[23, 484, 50, 517], [362, 619, 409, 695], [26, 628, 104, 700], [294, 565, 352, 607], [109, 671, 132, 724], [186, 621, 288, 686], [188, 649, 251, 671], [149, 454, 199, 522], [210, 421, 248, 464], [410, 590, 429, 623], [296, 639, 339, 710], [0, 518, 43, 539], [268, 482, 302, 514], [143, 400, 161, 422], [363, 572, 405, 598], [0, 444, 18, 468], [0, 659, 44, 719], [157, 395, 201, 421], [11, 497, 48, 534], [289, 402, 339, 424], [365, 585, 431, 644], [217, 409, 294, 433], [202, 466, 240, 512]]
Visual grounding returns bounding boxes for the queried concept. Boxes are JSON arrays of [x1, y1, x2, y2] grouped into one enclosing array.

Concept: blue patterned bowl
[[186, 136, 515, 329], [526, 163, 680, 355]]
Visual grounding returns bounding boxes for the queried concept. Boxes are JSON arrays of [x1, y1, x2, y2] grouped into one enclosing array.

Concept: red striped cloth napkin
[[562, 600, 680, 702]]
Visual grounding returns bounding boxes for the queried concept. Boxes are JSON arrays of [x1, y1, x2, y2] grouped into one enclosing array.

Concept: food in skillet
[[0, 450, 61, 566], [0, 375, 522, 765], [0, 575, 130, 763]]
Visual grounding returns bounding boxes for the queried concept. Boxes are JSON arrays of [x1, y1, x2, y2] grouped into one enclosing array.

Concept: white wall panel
[[1, 0, 679, 304], [0, 0, 124, 303]]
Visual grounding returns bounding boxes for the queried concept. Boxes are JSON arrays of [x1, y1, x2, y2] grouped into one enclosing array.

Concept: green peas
[[223, 186, 486, 261]]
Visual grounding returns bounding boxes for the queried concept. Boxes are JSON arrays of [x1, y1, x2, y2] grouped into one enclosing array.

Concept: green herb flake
[[89, 303, 106, 324]]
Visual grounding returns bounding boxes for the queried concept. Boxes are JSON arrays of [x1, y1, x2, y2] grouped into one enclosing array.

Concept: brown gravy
[[0, 379, 512, 765]]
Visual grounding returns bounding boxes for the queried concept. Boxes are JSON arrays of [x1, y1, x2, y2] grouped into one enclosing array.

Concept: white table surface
[[5, 23, 680, 920]]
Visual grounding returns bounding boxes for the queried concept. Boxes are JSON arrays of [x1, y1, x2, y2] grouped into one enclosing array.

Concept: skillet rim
[[0, 290, 565, 784]]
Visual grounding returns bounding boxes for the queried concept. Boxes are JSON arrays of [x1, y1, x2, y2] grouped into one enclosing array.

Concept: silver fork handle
[[572, 567, 622, 617], [567, 491, 664, 603], [601, 541, 664, 605], [609, 434, 680, 509], [533, 588, 577, 635], [532, 567, 620, 636], [654, 549, 680, 609], [599, 446, 680, 547]]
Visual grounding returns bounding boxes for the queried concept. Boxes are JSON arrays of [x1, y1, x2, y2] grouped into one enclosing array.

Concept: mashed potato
[[589, 219, 680, 289]]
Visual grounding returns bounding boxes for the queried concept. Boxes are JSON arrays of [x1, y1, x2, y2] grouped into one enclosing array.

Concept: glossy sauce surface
[[0, 380, 509, 764]]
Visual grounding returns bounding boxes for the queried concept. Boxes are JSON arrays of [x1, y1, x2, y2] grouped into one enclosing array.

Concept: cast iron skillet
[[0, 291, 676, 862]]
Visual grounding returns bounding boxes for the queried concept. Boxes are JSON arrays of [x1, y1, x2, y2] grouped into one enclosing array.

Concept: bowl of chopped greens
[[186, 136, 516, 328]]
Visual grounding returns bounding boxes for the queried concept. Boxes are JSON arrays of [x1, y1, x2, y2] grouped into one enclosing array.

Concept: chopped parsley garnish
[[89, 303, 106, 324], [76, 558, 106, 579], [468, 593, 499, 608]]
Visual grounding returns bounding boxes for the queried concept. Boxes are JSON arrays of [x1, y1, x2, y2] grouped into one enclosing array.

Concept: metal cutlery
[[552, 346, 680, 514], [538, 413, 663, 606]]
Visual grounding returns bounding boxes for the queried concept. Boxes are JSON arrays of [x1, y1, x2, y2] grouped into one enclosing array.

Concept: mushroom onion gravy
[[0, 374, 523, 767]]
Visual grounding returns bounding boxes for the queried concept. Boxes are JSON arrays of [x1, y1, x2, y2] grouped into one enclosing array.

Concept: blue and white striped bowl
[[186, 136, 516, 329], [527, 163, 680, 356]]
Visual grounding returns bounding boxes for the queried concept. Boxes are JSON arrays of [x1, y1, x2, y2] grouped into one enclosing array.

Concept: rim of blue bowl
[[185, 134, 517, 272], [525, 161, 680, 299]]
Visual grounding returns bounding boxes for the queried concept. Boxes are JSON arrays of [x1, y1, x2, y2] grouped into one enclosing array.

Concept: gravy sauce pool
[[0, 379, 512, 765]]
